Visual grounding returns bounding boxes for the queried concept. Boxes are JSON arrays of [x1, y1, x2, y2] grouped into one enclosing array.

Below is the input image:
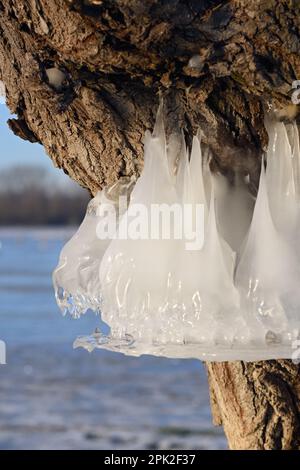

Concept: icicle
[[189, 135, 209, 218], [98, 103, 180, 343], [161, 138, 208, 345], [287, 121, 300, 199], [265, 118, 297, 234], [53, 104, 300, 362], [235, 160, 299, 340]]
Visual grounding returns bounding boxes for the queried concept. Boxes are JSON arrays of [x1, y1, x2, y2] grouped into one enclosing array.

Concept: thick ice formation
[[53, 109, 300, 361], [53, 177, 134, 317]]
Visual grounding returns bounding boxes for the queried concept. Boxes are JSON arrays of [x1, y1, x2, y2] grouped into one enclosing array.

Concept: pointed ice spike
[[290, 122, 300, 199], [142, 130, 152, 171], [235, 159, 296, 332], [175, 131, 188, 198], [99, 104, 180, 336], [152, 98, 166, 147], [189, 135, 208, 215], [182, 150, 192, 203], [134, 101, 174, 202], [202, 147, 212, 209], [250, 157, 274, 233], [265, 118, 295, 230]]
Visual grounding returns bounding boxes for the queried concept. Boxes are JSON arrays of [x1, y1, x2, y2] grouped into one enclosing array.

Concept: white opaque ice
[[53, 106, 300, 361], [235, 162, 300, 337], [265, 118, 298, 234], [53, 178, 134, 317]]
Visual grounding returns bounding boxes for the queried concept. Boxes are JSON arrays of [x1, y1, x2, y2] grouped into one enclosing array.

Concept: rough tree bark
[[1, 0, 300, 449]]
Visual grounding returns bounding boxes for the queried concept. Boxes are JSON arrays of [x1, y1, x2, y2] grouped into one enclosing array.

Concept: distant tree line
[[0, 165, 90, 226]]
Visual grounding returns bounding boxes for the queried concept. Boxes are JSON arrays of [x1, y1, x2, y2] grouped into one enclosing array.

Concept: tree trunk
[[1, 0, 300, 449]]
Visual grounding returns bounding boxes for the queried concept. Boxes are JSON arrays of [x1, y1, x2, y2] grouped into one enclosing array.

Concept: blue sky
[[0, 103, 66, 180]]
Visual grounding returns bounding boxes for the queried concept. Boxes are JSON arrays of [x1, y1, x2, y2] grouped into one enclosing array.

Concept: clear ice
[[53, 109, 300, 361]]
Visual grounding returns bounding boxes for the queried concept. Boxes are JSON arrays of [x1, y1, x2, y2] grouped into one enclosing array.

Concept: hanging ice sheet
[[53, 111, 300, 362]]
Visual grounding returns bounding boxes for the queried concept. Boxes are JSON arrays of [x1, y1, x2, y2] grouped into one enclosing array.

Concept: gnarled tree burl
[[1, 0, 300, 449]]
